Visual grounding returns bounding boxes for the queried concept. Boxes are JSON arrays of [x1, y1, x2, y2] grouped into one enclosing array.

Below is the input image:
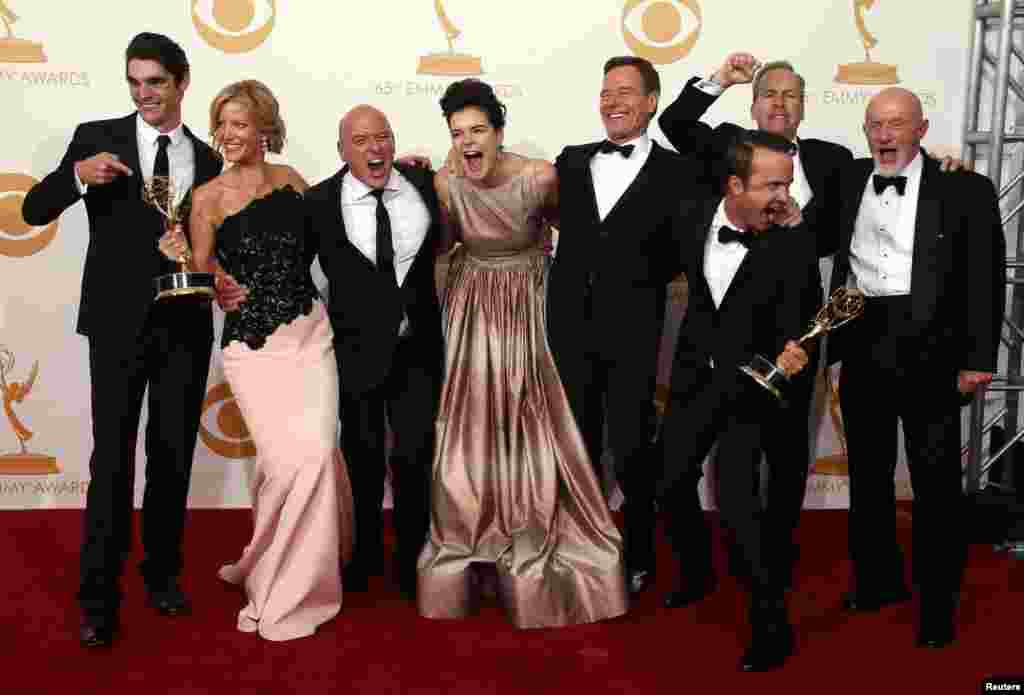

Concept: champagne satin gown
[[214, 186, 354, 641], [417, 168, 628, 628]]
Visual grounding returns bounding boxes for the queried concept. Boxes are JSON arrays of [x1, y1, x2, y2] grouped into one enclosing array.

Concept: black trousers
[[838, 296, 965, 602], [563, 342, 659, 576], [760, 349, 819, 586], [80, 301, 212, 617], [340, 337, 440, 583], [661, 366, 785, 599]]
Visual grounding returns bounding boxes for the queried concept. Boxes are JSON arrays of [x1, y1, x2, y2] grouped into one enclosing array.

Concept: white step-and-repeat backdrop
[[1, 0, 975, 509]]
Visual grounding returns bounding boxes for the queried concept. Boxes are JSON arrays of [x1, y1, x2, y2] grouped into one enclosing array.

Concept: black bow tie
[[717, 225, 753, 248], [873, 174, 907, 196], [597, 141, 635, 158]]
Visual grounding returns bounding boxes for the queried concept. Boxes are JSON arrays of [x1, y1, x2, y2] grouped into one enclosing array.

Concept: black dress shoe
[[628, 570, 653, 595], [916, 593, 957, 648], [663, 576, 717, 609], [79, 616, 118, 648], [740, 624, 794, 672], [146, 581, 191, 617], [842, 586, 911, 612]]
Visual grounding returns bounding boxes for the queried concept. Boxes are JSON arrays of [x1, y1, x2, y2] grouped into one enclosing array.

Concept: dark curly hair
[[439, 79, 507, 130]]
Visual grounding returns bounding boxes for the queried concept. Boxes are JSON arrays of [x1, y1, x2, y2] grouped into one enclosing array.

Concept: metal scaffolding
[[961, 0, 1023, 555]]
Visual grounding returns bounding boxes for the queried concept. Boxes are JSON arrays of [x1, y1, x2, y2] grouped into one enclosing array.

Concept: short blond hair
[[209, 80, 286, 154]]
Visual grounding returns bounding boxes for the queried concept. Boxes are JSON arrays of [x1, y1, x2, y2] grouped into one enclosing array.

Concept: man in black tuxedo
[[21, 33, 222, 647], [306, 105, 444, 599], [658, 130, 816, 672], [549, 56, 710, 594], [659, 54, 852, 589], [829, 88, 1005, 648]]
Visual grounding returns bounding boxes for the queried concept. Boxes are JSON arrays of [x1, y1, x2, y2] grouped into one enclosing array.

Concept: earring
[[260, 135, 270, 154]]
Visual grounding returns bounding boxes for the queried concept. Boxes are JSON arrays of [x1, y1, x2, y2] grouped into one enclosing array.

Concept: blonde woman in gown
[[190, 81, 353, 641], [417, 79, 628, 628]]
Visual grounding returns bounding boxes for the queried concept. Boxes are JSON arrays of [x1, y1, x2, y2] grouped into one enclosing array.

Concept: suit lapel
[[716, 235, 762, 316], [833, 160, 873, 289], [692, 197, 720, 310], [581, 143, 602, 227], [910, 152, 942, 322], [111, 114, 143, 195]]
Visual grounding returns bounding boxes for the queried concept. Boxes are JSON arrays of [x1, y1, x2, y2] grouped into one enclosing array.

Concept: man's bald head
[[338, 104, 395, 189], [863, 87, 929, 176]]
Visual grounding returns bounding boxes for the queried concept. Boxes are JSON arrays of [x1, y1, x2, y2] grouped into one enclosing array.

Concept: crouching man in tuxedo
[[658, 130, 817, 672]]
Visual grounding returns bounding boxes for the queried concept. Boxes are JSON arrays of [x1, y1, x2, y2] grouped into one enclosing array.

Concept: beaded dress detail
[[216, 186, 318, 349]]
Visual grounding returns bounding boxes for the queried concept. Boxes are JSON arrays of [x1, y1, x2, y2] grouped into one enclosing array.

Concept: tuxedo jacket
[[828, 151, 1006, 373], [670, 196, 818, 400], [21, 113, 222, 345], [658, 77, 853, 258], [549, 139, 711, 392], [306, 163, 444, 397]]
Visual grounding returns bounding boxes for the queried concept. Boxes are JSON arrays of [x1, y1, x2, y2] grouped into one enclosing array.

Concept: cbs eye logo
[[199, 382, 256, 459], [621, 0, 702, 65], [0, 173, 58, 258], [192, 0, 275, 54]]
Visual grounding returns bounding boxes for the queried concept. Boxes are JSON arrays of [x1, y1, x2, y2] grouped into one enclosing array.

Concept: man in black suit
[[829, 87, 1005, 648], [21, 33, 222, 647], [658, 130, 815, 672], [659, 54, 852, 589], [305, 105, 444, 599], [549, 56, 710, 594]]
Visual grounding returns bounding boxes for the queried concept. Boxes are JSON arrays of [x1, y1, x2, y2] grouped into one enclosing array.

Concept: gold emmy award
[[0, 1, 46, 62], [0, 346, 58, 474], [417, 0, 483, 76], [142, 177, 215, 301], [835, 0, 899, 85], [739, 288, 866, 401]]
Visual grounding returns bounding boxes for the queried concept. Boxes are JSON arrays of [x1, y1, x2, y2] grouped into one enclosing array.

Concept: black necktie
[[154, 134, 171, 180], [597, 141, 634, 158], [371, 189, 395, 280], [873, 174, 907, 196], [717, 225, 752, 248]]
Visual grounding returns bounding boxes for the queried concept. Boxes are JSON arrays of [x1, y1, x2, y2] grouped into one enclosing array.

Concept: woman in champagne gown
[[417, 79, 627, 628], [189, 81, 352, 641]]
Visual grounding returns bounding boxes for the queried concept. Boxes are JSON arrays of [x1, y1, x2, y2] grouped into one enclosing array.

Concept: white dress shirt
[[848, 152, 923, 296], [694, 78, 812, 208], [704, 200, 750, 308], [340, 168, 430, 287], [590, 133, 652, 221]]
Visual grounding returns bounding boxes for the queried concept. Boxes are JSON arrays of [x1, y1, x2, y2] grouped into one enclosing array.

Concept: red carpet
[[1, 509, 1020, 694]]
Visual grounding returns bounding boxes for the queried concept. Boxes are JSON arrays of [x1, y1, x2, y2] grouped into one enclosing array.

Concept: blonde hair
[[209, 80, 286, 154]]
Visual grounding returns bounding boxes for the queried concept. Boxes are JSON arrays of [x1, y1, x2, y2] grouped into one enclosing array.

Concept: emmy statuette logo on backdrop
[[0, 1, 45, 63], [621, 0, 702, 66], [192, 0, 275, 54], [417, 0, 483, 76], [813, 366, 849, 476], [0, 173, 58, 257], [199, 382, 256, 459], [0, 345, 58, 475], [835, 0, 899, 85]]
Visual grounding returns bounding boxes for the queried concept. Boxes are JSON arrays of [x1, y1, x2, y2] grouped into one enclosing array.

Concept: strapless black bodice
[[216, 186, 318, 350]]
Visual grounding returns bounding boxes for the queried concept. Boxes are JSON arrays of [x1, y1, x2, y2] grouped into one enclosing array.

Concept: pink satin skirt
[[219, 301, 353, 641]]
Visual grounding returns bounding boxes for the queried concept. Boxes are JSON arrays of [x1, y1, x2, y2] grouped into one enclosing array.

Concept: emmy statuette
[[835, 0, 900, 85], [739, 288, 866, 401], [142, 177, 216, 301]]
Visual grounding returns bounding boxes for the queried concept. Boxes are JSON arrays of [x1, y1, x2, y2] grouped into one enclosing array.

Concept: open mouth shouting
[[367, 157, 389, 179], [462, 149, 485, 176]]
